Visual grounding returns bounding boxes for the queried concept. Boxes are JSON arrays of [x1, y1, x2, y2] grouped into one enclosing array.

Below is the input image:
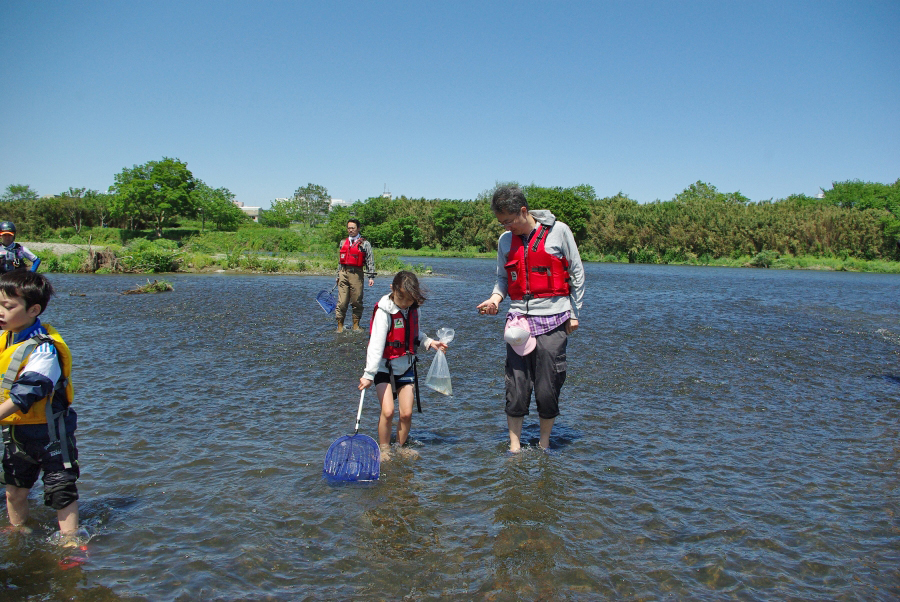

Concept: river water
[[1, 259, 898, 600]]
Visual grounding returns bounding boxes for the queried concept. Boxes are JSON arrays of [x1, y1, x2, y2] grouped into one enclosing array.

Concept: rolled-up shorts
[[504, 323, 568, 419], [1, 423, 80, 509]]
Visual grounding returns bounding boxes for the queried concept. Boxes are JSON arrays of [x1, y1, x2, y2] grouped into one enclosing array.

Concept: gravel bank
[[18, 241, 93, 254]]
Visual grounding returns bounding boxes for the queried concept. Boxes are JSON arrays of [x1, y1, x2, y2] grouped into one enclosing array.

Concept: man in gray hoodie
[[477, 186, 585, 452]]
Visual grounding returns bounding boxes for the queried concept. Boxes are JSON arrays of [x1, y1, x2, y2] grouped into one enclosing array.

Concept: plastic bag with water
[[425, 327, 455, 396]]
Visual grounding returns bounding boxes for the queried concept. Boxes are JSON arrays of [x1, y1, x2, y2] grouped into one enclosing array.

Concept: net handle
[[353, 388, 365, 434]]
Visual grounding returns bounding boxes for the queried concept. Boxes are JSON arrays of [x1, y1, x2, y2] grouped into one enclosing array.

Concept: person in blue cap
[[0, 222, 40, 273]]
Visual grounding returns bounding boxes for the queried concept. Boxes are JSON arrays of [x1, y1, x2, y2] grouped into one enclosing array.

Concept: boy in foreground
[[0, 271, 80, 541]]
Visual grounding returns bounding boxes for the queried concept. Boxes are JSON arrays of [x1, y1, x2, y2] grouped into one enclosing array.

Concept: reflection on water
[[0, 262, 898, 600]]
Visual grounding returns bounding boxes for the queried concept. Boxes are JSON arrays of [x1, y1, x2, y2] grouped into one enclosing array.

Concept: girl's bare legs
[[395, 384, 415, 447], [376, 382, 395, 460]]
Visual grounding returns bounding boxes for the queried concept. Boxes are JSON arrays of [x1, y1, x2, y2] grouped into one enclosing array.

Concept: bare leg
[[376, 382, 395, 448], [5, 485, 29, 527], [539, 417, 556, 450], [395, 384, 415, 447], [57, 501, 79, 535], [507, 415, 524, 452]]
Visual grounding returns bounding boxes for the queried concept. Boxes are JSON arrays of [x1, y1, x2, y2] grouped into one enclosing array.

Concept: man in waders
[[335, 218, 376, 333]]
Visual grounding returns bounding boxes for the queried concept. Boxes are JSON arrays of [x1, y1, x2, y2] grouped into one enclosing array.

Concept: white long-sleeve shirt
[[363, 294, 434, 381]]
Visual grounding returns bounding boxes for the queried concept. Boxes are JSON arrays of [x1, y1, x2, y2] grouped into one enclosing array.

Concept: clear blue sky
[[2, 1, 897, 208]]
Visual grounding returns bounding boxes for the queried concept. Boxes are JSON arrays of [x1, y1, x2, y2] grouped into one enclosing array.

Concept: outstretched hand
[[430, 340, 448, 353], [477, 297, 500, 315]]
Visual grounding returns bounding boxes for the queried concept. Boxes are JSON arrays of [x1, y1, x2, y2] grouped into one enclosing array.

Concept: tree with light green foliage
[[1, 184, 40, 202], [522, 184, 594, 243], [109, 158, 197, 236], [822, 179, 900, 241], [261, 198, 293, 228], [192, 181, 246, 231], [292, 183, 331, 226]]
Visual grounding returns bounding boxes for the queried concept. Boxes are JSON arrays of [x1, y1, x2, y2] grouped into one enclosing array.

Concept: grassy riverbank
[[26, 243, 900, 275], [20, 222, 900, 275]]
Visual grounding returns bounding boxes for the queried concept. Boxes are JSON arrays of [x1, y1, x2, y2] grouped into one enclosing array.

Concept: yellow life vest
[[0, 323, 74, 426]]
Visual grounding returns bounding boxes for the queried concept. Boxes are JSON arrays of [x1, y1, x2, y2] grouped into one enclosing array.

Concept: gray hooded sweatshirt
[[491, 210, 585, 319]]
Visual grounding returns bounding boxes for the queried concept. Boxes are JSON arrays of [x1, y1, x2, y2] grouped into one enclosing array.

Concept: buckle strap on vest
[[530, 224, 549, 252], [44, 387, 73, 469]]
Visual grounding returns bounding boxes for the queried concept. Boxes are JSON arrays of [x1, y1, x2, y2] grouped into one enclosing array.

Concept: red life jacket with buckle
[[339, 237, 366, 267], [371, 302, 419, 360], [505, 224, 570, 300]]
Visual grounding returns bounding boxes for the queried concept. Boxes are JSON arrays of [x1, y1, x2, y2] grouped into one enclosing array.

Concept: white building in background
[[233, 200, 260, 222], [329, 198, 353, 208]]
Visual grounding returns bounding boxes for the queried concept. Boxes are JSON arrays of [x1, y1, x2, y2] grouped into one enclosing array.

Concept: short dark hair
[[490, 186, 528, 215], [0, 270, 54, 315], [391, 270, 426, 306], [347, 218, 361, 229]]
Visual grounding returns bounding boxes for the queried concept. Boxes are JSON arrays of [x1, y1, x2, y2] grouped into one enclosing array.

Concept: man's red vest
[[504, 224, 570, 300], [340, 237, 366, 267], [371, 303, 419, 360]]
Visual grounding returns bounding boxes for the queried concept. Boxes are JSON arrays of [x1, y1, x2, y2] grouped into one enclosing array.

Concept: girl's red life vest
[[370, 303, 420, 360], [339, 237, 366, 267], [505, 224, 571, 300]]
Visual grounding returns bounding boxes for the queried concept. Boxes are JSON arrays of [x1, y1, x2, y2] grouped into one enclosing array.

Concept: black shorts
[[374, 364, 415, 398], [1, 424, 80, 495]]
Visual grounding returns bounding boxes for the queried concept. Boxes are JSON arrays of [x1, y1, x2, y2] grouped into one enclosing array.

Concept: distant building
[[233, 200, 260, 222], [329, 198, 353, 208]]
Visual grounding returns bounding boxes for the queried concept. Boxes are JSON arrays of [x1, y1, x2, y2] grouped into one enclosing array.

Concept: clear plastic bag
[[425, 327, 455, 396]]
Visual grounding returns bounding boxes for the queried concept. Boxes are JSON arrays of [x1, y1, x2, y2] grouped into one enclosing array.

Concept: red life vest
[[371, 303, 419, 360], [339, 237, 366, 267], [505, 224, 570, 300]]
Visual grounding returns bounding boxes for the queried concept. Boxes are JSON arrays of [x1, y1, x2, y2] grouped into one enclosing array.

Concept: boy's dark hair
[[0, 270, 54, 315], [491, 186, 528, 215], [347, 218, 361, 229], [391, 270, 426, 306]]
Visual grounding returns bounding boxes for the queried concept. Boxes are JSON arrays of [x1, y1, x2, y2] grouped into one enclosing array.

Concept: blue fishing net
[[316, 289, 337, 314], [323, 434, 380, 482]]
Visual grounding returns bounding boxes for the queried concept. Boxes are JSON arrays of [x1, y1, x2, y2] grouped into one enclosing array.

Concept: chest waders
[[0, 334, 73, 469]]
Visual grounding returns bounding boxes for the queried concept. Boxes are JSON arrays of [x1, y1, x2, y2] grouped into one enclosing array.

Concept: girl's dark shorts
[[374, 364, 415, 398]]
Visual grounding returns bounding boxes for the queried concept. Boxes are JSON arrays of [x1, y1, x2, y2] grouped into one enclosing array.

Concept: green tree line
[[1, 158, 247, 238], [325, 179, 900, 262], [4, 158, 899, 263]]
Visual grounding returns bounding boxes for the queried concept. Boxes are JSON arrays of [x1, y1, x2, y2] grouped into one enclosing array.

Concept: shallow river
[[1, 259, 898, 600]]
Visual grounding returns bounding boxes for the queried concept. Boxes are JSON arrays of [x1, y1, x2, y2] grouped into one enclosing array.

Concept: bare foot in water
[[379, 444, 392, 462], [397, 446, 420, 459]]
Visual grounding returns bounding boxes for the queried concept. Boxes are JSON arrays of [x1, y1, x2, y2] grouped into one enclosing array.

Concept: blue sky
[[1, 1, 897, 208]]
